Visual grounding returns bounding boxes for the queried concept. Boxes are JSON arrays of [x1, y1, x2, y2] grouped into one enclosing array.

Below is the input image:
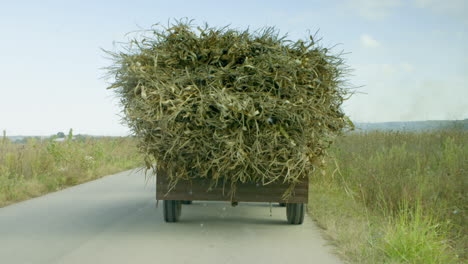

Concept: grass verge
[[0, 136, 142, 207], [308, 130, 466, 263]]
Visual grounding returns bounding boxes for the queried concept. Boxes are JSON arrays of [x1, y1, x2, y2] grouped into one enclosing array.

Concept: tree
[[56, 132, 65, 138], [67, 128, 73, 141], [2, 130, 9, 145]]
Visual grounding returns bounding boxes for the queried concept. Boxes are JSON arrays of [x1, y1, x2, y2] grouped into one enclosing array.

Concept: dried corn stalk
[[105, 20, 352, 199]]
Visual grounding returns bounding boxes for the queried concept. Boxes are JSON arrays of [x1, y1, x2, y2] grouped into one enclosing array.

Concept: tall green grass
[[309, 130, 466, 263], [0, 136, 142, 207]]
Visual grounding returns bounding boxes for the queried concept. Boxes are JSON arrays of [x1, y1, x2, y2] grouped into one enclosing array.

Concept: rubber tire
[[163, 200, 181, 222], [181, 200, 193, 205], [278, 203, 286, 207], [286, 203, 305, 225]]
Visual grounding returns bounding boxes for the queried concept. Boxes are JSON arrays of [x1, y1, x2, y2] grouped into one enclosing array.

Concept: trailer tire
[[286, 203, 305, 225], [163, 200, 181, 222]]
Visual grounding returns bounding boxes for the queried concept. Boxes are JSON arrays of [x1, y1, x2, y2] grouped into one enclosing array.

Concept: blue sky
[[0, 0, 466, 136]]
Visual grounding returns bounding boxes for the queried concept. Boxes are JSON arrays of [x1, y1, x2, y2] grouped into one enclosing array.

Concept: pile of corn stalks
[[105, 21, 352, 198]]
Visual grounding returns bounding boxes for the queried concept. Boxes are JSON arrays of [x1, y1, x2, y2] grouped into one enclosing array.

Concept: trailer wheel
[[181, 200, 192, 204], [163, 200, 181, 222], [286, 203, 305, 225]]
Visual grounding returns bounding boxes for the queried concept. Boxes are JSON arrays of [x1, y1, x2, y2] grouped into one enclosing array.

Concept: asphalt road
[[0, 169, 342, 264]]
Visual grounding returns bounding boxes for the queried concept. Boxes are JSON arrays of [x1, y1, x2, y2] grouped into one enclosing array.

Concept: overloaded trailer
[[156, 168, 308, 224], [107, 21, 350, 227]]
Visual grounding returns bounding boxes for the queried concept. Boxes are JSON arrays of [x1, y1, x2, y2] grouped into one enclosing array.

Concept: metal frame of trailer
[[156, 168, 308, 224]]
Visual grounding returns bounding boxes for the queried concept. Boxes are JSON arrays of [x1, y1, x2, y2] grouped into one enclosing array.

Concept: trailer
[[156, 168, 308, 224]]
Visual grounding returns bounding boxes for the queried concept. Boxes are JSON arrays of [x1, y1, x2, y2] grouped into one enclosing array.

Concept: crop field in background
[[309, 130, 467, 264], [0, 136, 142, 207]]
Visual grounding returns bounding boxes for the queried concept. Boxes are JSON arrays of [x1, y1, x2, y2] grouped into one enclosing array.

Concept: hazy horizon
[[4, 119, 466, 137], [1, 0, 467, 136]]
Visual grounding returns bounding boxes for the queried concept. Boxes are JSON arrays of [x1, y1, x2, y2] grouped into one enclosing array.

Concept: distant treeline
[[6, 134, 131, 144], [355, 119, 468, 132]]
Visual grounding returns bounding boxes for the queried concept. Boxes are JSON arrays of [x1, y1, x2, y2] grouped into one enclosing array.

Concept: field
[[309, 129, 467, 263], [1, 129, 466, 263], [0, 135, 142, 207]]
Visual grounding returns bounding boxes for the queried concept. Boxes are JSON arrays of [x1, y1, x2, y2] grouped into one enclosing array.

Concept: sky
[[0, 0, 466, 136]]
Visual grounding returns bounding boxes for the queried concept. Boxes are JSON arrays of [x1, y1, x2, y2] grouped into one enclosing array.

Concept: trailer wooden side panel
[[156, 169, 308, 203]]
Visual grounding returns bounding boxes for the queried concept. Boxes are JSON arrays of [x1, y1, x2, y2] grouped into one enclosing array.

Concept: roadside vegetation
[[0, 133, 142, 207], [309, 129, 466, 263], [2, 129, 465, 263]]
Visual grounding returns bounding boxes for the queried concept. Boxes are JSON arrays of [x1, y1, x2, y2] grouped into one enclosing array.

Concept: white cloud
[[346, 63, 467, 122], [401, 63, 415, 72], [360, 34, 381, 48], [415, 0, 466, 10], [414, 0, 468, 23], [346, 0, 467, 22], [347, 0, 402, 20], [399, 78, 468, 121], [373, 63, 414, 77], [376, 63, 415, 76], [381, 64, 397, 76]]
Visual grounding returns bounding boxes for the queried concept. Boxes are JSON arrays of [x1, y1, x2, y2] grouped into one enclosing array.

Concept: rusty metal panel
[[156, 169, 308, 203]]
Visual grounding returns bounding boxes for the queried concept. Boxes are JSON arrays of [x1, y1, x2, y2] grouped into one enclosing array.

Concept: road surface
[[0, 169, 342, 264]]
